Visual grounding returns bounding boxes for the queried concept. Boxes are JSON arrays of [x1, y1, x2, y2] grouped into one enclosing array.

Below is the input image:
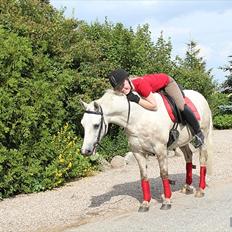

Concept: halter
[[84, 98, 131, 152]]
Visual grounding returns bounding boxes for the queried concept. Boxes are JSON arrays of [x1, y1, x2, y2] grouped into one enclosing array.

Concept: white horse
[[80, 89, 213, 211]]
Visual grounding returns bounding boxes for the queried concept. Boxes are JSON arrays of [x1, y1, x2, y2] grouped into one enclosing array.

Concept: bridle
[[84, 105, 107, 150], [84, 97, 131, 152]]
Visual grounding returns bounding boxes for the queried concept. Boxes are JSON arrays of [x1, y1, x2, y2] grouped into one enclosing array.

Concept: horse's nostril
[[86, 149, 92, 155], [81, 148, 92, 156]]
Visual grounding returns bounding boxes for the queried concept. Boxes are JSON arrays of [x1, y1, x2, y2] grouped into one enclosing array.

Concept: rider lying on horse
[[108, 68, 204, 148]]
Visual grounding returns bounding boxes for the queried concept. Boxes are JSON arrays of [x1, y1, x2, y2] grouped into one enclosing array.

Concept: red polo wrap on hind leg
[[186, 162, 193, 185], [199, 166, 207, 189], [162, 178, 172, 199], [141, 180, 151, 202]]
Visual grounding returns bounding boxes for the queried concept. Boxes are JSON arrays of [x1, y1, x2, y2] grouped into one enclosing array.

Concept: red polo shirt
[[131, 73, 170, 97]]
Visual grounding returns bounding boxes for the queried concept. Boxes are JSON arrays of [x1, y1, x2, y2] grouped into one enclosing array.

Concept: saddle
[[160, 91, 201, 148]]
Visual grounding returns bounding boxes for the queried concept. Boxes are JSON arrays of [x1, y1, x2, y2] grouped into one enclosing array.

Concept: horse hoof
[[195, 188, 205, 198], [181, 189, 194, 195], [138, 205, 149, 212], [185, 189, 194, 195], [180, 186, 194, 195], [138, 201, 149, 212], [160, 203, 171, 210]]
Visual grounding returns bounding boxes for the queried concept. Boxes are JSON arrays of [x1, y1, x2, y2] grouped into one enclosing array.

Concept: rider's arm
[[126, 91, 157, 111], [138, 92, 157, 111]]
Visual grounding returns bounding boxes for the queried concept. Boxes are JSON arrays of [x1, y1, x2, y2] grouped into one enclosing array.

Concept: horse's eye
[[93, 124, 99, 129]]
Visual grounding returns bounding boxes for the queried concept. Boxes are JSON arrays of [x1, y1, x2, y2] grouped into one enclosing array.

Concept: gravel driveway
[[0, 130, 232, 232]]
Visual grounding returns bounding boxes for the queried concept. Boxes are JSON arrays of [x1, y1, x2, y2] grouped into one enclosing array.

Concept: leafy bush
[[0, 0, 220, 199], [0, 124, 96, 198], [213, 114, 232, 129], [99, 126, 129, 161], [174, 68, 215, 102], [208, 92, 229, 117], [218, 105, 232, 114]]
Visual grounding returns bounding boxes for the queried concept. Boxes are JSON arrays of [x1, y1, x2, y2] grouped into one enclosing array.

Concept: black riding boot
[[181, 105, 204, 148]]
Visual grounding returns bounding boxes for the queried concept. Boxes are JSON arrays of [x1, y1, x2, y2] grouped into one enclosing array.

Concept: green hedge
[[99, 126, 129, 161], [213, 114, 232, 129], [0, 124, 96, 199]]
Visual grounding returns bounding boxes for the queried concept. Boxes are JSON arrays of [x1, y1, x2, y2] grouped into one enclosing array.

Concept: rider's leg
[[181, 105, 204, 147], [165, 77, 204, 148], [164, 77, 185, 111]]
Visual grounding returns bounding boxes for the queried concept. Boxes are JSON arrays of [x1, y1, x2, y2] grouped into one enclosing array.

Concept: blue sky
[[50, 0, 232, 83]]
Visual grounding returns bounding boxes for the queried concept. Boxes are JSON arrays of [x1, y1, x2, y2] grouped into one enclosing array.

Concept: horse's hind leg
[[133, 152, 151, 212], [195, 146, 207, 197], [180, 145, 194, 194], [195, 122, 213, 198]]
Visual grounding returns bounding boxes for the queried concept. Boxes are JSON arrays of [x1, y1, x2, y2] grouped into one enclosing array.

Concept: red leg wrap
[[162, 178, 172, 199], [141, 180, 151, 202], [199, 166, 207, 189], [186, 162, 193, 185]]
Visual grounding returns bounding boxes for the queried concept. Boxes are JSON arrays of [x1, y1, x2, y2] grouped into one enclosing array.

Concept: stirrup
[[192, 134, 204, 148]]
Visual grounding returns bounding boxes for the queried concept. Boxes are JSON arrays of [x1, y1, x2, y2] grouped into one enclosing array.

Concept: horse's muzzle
[[81, 148, 93, 156], [81, 146, 96, 156]]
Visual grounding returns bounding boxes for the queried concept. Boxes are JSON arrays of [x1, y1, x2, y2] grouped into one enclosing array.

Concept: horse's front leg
[[133, 152, 151, 212], [156, 148, 172, 210]]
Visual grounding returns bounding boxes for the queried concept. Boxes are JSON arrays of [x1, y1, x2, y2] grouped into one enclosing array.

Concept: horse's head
[[80, 100, 108, 156], [80, 89, 138, 156]]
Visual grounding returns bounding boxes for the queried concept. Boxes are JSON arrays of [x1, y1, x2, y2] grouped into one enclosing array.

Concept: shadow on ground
[[89, 173, 200, 208]]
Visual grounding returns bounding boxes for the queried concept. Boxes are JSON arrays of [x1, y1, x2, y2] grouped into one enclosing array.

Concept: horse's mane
[[98, 88, 163, 110], [96, 89, 124, 103], [105, 89, 124, 96]]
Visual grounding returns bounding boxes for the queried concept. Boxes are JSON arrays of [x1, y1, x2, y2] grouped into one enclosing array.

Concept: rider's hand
[[126, 91, 140, 103]]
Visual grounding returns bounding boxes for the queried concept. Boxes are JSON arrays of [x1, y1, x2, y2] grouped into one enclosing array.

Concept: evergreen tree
[[175, 40, 215, 99], [181, 41, 207, 71], [150, 31, 175, 75], [221, 55, 232, 93]]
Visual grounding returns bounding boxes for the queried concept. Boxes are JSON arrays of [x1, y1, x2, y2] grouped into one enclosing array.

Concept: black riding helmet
[[108, 68, 129, 89]]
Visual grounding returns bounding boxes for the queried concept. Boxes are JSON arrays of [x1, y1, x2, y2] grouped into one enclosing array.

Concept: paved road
[[66, 179, 232, 232], [63, 130, 232, 232]]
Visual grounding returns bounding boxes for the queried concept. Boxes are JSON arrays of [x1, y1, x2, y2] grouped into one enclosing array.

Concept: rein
[[126, 97, 131, 125]]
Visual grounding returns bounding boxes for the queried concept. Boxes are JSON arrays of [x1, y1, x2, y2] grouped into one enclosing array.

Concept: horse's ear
[[80, 99, 88, 109], [94, 101, 100, 112]]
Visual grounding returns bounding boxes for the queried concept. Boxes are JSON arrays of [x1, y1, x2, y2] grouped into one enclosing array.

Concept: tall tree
[[181, 41, 207, 71], [150, 31, 175, 75], [221, 55, 232, 93], [175, 40, 215, 99], [129, 24, 155, 74]]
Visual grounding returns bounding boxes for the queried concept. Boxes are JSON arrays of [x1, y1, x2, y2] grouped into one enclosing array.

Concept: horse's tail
[[206, 112, 213, 175]]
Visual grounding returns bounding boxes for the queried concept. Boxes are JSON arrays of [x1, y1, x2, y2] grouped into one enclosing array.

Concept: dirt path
[[0, 130, 232, 232]]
